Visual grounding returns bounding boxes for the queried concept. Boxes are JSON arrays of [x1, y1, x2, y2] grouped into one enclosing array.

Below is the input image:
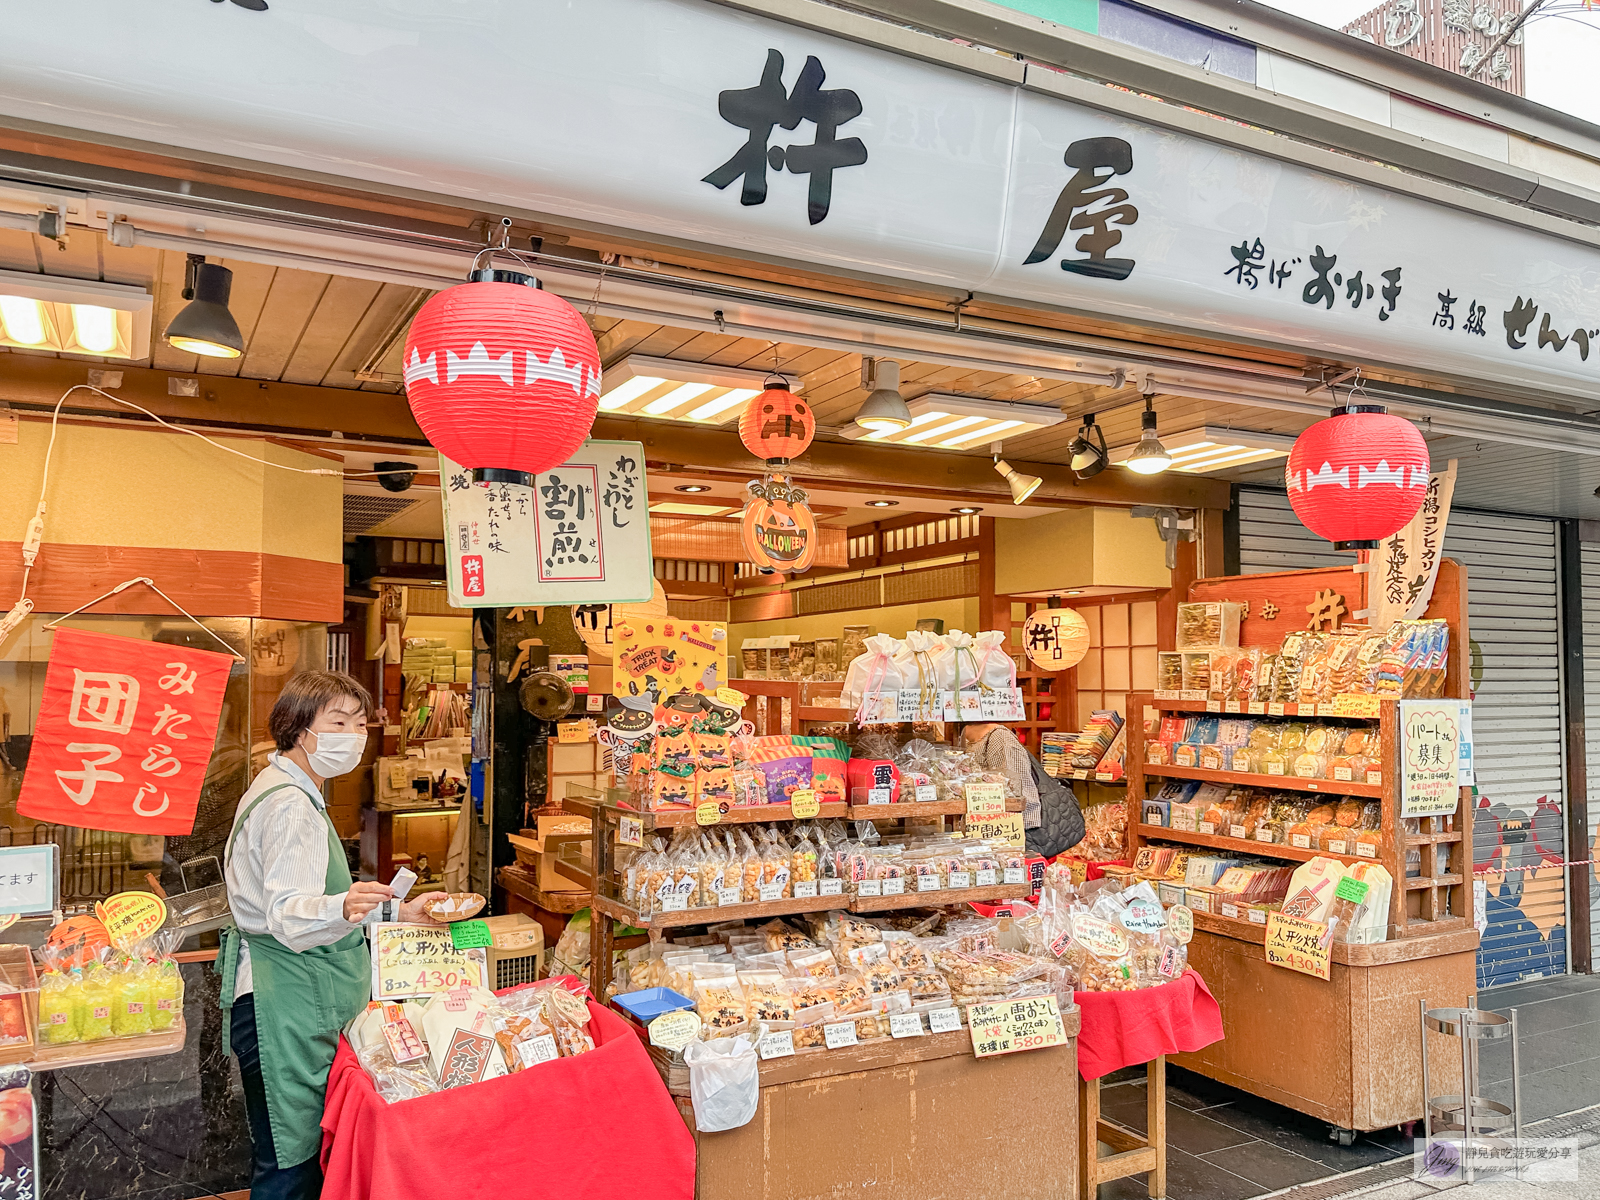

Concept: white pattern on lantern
[[445, 342, 517, 385], [1358, 461, 1408, 488], [1304, 462, 1351, 490]]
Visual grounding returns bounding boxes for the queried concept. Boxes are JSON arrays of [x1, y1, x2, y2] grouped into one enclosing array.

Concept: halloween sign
[[742, 476, 818, 574], [612, 617, 726, 702], [738, 380, 813, 463]]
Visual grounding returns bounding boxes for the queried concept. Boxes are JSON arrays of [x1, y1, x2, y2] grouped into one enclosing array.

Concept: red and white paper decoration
[[1285, 406, 1429, 549], [403, 279, 600, 486]]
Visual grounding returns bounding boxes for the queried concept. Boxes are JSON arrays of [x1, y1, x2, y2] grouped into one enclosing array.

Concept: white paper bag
[[841, 634, 905, 710], [893, 630, 950, 701], [683, 1033, 761, 1132]]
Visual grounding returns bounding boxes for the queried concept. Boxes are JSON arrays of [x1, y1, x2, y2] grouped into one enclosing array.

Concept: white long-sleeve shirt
[[225, 754, 384, 999]]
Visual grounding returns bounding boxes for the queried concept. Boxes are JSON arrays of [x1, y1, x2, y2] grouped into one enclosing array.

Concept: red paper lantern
[[738, 380, 813, 463], [1285, 405, 1429, 549], [403, 272, 600, 486]]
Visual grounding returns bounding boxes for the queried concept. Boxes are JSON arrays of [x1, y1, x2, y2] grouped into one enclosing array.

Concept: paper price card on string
[[1264, 912, 1332, 981], [371, 923, 486, 1000], [649, 1010, 702, 1051], [967, 996, 1067, 1058], [1168, 904, 1195, 945], [97, 891, 168, 950], [964, 782, 1006, 819]]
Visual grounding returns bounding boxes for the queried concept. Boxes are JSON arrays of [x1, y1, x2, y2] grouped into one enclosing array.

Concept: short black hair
[[269, 671, 372, 753]]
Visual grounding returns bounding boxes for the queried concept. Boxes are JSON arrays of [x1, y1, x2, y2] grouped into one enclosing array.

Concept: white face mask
[[301, 730, 367, 778]]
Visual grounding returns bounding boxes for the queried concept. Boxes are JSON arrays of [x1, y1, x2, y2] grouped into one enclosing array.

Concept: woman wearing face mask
[[220, 671, 446, 1200]]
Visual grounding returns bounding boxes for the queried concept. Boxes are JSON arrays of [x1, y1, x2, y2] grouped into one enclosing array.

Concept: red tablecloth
[[1074, 968, 1224, 1080], [320, 994, 695, 1200]]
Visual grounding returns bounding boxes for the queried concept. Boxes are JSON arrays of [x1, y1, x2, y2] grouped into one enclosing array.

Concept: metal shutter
[[1237, 490, 1568, 985], [1441, 511, 1566, 986], [1582, 542, 1600, 971]]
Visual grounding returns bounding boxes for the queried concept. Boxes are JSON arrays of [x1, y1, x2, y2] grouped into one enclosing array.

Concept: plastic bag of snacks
[[841, 634, 906, 714]]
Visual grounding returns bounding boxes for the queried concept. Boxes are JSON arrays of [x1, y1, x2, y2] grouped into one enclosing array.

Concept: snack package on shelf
[[1176, 602, 1242, 650]]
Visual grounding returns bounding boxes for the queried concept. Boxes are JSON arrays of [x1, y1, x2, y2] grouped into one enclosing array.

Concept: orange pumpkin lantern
[[738, 381, 813, 464], [46, 915, 111, 969], [742, 475, 818, 574]]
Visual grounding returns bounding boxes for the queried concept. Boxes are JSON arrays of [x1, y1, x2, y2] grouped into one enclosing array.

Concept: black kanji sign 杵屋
[[1024, 137, 1139, 280], [704, 48, 867, 225]]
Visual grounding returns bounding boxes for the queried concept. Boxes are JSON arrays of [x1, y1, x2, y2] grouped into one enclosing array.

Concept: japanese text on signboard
[[17, 629, 232, 836]]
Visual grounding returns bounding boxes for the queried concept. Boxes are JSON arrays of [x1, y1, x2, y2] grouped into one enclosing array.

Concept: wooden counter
[[1173, 919, 1474, 1132], [663, 1010, 1082, 1200]]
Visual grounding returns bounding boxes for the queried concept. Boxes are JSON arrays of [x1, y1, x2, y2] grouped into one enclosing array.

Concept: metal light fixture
[[1125, 396, 1172, 475], [994, 456, 1043, 505], [1068, 413, 1109, 480], [950, 505, 983, 514], [865, 499, 898, 507], [164, 254, 244, 358], [841, 392, 1068, 448], [674, 484, 713, 493], [853, 358, 912, 432]]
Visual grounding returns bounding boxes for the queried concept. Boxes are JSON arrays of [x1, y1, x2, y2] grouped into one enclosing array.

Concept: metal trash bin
[[1419, 997, 1521, 1182]]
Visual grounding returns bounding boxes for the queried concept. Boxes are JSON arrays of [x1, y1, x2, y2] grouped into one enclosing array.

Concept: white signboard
[[1363, 462, 1457, 631], [3, 2, 1600, 402], [0, 845, 57, 917], [440, 441, 652, 608], [1399, 700, 1463, 819]]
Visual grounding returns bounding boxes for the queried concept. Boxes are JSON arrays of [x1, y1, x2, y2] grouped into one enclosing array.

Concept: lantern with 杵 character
[[403, 271, 600, 487], [1285, 405, 1429, 550], [739, 380, 813, 464]]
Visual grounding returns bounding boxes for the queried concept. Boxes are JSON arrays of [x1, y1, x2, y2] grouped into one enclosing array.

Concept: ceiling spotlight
[[674, 484, 713, 493], [1068, 413, 1109, 480], [994, 457, 1043, 505], [866, 499, 899, 507], [853, 358, 912, 432], [950, 505, 983, 514], [1125, 396, 1172, 475], [164, 254, 244, 359]]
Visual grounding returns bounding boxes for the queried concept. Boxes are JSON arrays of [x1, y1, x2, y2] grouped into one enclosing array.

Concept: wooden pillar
[[978, 517, 1010, 642]]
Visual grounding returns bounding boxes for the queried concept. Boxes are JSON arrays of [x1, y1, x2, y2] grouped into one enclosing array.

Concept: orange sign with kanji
[[18, 629, 232, 835]]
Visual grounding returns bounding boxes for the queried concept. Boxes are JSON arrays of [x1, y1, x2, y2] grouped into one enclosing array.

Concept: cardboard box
[[508, 814, 592, 893]]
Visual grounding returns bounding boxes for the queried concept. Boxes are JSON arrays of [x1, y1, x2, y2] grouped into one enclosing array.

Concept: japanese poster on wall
[[439, 441, 652, 608], [1399, 699, 1463, 819], [17, 630, 233, 836]]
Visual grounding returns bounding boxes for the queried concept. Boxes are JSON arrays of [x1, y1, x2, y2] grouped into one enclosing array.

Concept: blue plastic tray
[[612, 987, 695, 1023]]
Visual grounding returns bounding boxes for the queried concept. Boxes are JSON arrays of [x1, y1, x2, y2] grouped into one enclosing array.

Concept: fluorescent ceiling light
[[0, 269, 152, 359], [648, 501, 739, 516], [1109, 426, 1297, 473], [598, 355, 800, 424], [842, 394, 1066, 449]]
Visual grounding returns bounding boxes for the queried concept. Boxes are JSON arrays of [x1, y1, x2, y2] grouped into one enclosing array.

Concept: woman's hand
[[401, 891, 450, 924], [342, 880, 393, 922]]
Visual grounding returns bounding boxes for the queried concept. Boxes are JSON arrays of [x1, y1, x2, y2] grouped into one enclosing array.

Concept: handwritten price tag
[[97, 892, 168, 951], [965, 782, 1006, 818], [372, 924, 485, 1000], [1265, 912, 1332, 981], [824, 1021, 858, 1050], [648, 1010, 702, 1050], [757, 1030, 795, 1059], [1328, 693, 1381, 719], [967, 995, 1067, 1058], [928, 1008, 962, 1034], [696, 802, 723, 825], [1071, 914, 1129, 958], [1168, 904, 1195, 945], [790, 789, 819, 819], [889, 1013, 924, 1039]]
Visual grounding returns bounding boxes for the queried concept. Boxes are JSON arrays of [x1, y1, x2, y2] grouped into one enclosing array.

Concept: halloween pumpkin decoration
[[742, 475, 818, 574], [45, 915, 111, 970], [738, 380, 813, 464]]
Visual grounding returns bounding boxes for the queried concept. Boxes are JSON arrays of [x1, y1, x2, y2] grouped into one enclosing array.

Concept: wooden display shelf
[[1136, 823, 1377, 866], [29, 1021, 186, 1072], [1151, 697, 1385, 718], [845, 797, 1024, 820], [1144, 763, 1382, 798], [849, 882, 1030, 912], [590, 891, 846, 929], [496, 865, 589, 914], [593, 801, 849, 828]]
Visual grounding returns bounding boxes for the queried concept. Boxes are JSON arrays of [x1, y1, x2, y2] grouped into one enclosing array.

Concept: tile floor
[[1094, 973, 1600, 1200]]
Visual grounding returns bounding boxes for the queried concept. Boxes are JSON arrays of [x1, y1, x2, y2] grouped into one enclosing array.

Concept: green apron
[[218, 781, 371, 1168]]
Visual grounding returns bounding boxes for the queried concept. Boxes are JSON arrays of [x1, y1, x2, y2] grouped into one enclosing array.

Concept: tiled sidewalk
[[1094, 974, 1600, 1200]]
